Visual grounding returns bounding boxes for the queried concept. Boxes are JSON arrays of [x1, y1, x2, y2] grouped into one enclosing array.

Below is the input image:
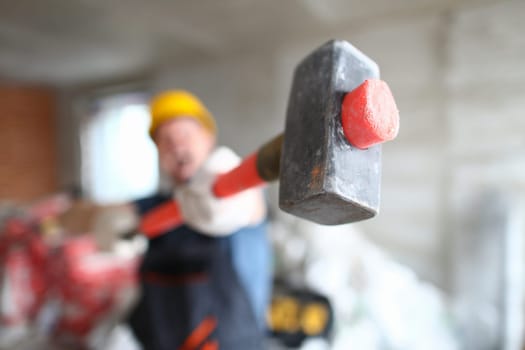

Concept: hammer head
[[279, 40, 382, 225]]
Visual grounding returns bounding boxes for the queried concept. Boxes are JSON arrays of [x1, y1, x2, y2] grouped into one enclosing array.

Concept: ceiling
[[0, 0, 491, 86]]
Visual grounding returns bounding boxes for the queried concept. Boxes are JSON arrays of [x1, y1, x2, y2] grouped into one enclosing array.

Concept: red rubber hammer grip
[[212, 153, 265, 197]]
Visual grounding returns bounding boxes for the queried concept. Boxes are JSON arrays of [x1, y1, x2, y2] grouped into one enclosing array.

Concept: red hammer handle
[[138, 159, 263, 239], [214, 134, 283, 197], [139, 201, 183, 238], [140, 135, 283, 238], [212, 153, 263, 197]]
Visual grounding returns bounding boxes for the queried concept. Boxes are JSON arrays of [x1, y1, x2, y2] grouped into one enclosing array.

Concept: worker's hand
[[175, 147, 264, 236]]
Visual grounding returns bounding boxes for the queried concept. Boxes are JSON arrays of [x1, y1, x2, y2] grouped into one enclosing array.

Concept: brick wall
[[0, 86, 58, 202]]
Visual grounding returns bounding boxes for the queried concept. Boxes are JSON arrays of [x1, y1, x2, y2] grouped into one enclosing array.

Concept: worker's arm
[[58, 200, 139, 250], [175, 146, 268, 236], [92, 203, 139, 249]]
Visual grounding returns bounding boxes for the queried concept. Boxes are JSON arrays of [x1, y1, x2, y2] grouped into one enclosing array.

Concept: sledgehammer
[[141, 40, 399, 238]]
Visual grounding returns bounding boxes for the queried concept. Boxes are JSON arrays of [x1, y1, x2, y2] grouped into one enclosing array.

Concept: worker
[[126, 90, 272, 350]]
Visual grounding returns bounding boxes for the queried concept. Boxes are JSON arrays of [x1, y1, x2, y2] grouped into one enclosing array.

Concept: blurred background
[[0, 0, 524, 349]]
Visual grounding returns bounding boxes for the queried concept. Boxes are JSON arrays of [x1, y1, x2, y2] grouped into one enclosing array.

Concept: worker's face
[[155, 118, 215, 184]]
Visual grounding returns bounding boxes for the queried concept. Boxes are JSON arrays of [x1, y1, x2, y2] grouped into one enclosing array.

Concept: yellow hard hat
[[149, 90, 217, 138]]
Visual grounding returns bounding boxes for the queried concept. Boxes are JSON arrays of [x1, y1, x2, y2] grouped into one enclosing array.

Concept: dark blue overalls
[[129, 194, 271, 350]]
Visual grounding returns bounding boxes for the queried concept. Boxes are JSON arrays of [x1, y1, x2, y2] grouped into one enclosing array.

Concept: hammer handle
[[213, 134, 282, 197], [139, 201, 182, 238], [140, 134, 283, 238]]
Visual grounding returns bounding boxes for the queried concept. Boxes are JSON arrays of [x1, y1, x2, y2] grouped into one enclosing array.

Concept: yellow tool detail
[[300, 303, 328, 336], [267, 297, 329, 335], [267, 297, 301, 332]]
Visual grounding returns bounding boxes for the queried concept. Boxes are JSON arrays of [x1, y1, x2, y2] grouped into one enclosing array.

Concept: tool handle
[[139, 134, 283, 238], [213, 134, 282, 197], [139, 201, 183, 238]]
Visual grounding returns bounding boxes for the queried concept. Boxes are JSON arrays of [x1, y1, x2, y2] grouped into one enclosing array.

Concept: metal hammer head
[[279, 40, 396, 225]]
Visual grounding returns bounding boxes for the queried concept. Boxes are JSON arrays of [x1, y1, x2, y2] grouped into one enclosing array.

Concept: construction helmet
[[149, 90, 217, 138]]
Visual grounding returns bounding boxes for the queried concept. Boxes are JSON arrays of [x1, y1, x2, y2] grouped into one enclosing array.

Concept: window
[[81, 92, 158, 203]]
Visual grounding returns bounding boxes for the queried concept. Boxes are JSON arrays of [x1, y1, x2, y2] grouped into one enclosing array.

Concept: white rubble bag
[[270, 216, 459, 350]]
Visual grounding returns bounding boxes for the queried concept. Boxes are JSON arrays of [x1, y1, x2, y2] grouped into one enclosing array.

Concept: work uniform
[[129, 193, 271, 350]]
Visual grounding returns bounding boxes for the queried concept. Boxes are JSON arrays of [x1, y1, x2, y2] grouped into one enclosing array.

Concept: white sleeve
[[174, 146, 261, 236]]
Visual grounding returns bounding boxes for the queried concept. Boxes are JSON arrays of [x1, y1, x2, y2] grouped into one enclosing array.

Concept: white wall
[[152, 0, 525, 288]]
